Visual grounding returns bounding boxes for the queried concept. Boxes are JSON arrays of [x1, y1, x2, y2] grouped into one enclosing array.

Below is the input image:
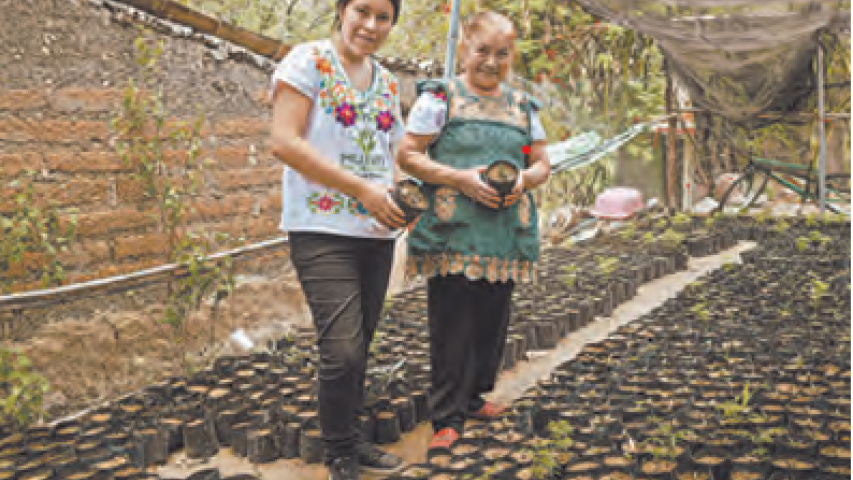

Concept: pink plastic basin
[[589, 187, 644, 220]]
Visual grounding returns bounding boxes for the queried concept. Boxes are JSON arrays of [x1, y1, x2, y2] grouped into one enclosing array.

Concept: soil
[[13, 267, 311, 422], [487, 161, 518, 183], [6, 237, 412, 424], [397, 181, 428, 210]]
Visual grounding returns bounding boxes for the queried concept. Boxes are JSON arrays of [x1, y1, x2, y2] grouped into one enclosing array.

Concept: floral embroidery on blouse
[[311, 45, 397, 137], [346, 198, 371, 218], [308, 192, 346, 214], [334, 102, 358, 127], [303, 44, 400, 217], [315, 56, 333, 76], [376, 111, 394, 132]]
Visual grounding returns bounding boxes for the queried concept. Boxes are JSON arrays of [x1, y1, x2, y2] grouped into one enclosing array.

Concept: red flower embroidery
[[376, 111, 394, 132], [315, 57, 332, 76], [316, 194, 335, 211], [334, 102, 357, 127]]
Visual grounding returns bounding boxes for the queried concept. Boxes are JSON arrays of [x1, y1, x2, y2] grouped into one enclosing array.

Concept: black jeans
[[289, 232, 396, 462], [427, 274, 514, 434]]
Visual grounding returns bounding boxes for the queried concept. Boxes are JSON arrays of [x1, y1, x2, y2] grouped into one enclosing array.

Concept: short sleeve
[[392, 101, 406, 145], [387, 75, 406, 146], [530, 110, 547, 142], [406, 92, 448, 136], [269, 43, 320, 101]]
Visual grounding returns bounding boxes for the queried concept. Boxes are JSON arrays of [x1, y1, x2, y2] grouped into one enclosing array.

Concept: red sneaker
[[428, 428, 460, 452], [468, 401, 507, 421]]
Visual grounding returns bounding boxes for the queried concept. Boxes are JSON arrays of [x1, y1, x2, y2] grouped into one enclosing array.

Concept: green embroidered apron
[[407, 79, 540, 283]]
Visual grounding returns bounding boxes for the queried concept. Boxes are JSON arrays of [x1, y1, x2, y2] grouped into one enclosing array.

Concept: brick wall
[[0, 1, 275, 292], [0, 0, 429, 293], [0, 0, 430, 293]]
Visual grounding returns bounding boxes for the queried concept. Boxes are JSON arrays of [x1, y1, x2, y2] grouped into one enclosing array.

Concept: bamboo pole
[[818, 46, 827, 213], [669, 108, 851, 119], [443, 0, 462, 79], [0, 238, 290, 313], [114, 0, 292, 60], [664, 60, 679, 209]]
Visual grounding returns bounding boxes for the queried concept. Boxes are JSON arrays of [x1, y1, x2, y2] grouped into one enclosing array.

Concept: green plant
[[805, 213, 820, 227], [618, 222, 638, 241], [795, 236, 810, 253], [0, 170, 78, 293], [0, 348, 49, 432], [525, 420, 575, 479], [111, 29, 238, 374], [716, 382, 757, 426], [112, 33, 208, 259], [672, 212, 692, 226], [659, 228, 686, 250], [690, 302, 710, 321], [560, 264, 579, 288], [773, 219, 790, 234], [595, 255, 620, 277], [809, 279, 829, 308], [643, 423, 689, 462]]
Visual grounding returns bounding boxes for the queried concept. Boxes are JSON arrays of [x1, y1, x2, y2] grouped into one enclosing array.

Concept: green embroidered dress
[[406, 79, 541, 283]]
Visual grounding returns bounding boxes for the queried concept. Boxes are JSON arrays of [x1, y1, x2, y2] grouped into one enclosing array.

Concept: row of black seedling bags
[[386, 227, 850, 480]]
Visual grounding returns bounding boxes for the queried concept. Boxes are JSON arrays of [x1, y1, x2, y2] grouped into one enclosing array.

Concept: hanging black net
[[571, 0, 850, 128]]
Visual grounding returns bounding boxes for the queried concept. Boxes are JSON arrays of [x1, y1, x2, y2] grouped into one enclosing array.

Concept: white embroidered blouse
[[270, 39, 405, 239]]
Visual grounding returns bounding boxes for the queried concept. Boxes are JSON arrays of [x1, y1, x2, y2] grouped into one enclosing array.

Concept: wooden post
[[817, 46, 827, 213], [664, 60, 679, 209]]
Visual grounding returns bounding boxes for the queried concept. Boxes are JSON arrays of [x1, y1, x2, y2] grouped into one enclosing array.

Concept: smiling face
[[336, 0, 396, 59], [460, 22, 516, 94]]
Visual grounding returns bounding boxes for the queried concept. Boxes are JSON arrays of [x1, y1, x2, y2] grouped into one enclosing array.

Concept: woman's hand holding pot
[[500, 171, 525, 208], [359, 184, 407, 230], [453, 167, 501, 209]]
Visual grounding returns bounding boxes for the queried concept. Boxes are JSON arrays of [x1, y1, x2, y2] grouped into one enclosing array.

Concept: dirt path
[[156, 241, 755, 480]]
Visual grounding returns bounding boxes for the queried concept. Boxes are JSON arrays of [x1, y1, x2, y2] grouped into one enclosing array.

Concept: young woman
[[396, 11, 552, 452], [269, 0, 407, 478]]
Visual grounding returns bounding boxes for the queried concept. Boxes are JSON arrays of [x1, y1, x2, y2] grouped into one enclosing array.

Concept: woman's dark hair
[[332, 0, 402, 31]]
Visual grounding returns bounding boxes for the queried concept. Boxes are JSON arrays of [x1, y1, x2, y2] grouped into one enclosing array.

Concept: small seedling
[[795, 236, 810, 253]]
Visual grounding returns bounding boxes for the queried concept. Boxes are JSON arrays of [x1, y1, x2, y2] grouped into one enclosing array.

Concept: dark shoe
[[328, 456, 360, 480], [357, 443, 405, 474], [468, 400, 507, 421], [428, 428, 460, 452]]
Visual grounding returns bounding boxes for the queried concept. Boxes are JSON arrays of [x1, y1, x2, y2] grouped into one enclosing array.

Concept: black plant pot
[[386, 463, 432, 479], [374, 410, 402, 445], [638, 457, 679, 480], [483, 160, 520, 199], [182, 418, 218, 460], [278, 422, 301, 460], [94, 455, 131, 479], [768, 457, 817, 480], [184, 468, 222, 480], [690, 447, 731, 480], [391, 179, 428, 225], [563, 458, 604, 480], [298, 427, 324, 465], [130, 426, 168, 468], [246, 427, 279, 464]]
